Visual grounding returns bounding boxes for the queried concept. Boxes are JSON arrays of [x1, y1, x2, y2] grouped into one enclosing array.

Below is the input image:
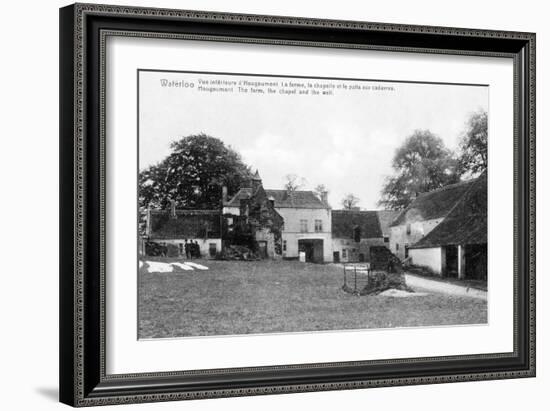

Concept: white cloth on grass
[[145, 261, 174, 273], [184, 262, 209, 270]]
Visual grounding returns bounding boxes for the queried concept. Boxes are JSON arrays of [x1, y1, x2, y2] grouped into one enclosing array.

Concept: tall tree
[[284, 174, 306, 192], [378, 130, 460, 210], [341, 193, 360, 210], [139, 133, 251, 214], [314, 184, 328, 197], [457, 110, 488, 178]]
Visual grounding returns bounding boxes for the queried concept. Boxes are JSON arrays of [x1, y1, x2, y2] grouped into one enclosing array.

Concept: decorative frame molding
[[60, 3, 535, 407]]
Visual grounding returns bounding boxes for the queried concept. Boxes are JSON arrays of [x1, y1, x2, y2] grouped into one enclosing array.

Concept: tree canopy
[[457, 110, 488, 178], [283, 174, 306, 192], [341, 193, 360, 210], [139, 133, 251, 213], [378, 130, 460, 210]]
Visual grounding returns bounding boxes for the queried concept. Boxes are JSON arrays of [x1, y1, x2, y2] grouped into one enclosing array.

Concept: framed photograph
[[59, 3, 535, 407]]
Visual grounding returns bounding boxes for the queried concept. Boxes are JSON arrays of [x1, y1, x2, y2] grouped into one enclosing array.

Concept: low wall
[[409, 247, 443, 275], [405, 273, 487, 300]]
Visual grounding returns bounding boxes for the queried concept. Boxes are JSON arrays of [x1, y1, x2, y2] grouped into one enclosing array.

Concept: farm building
[[408, 172, 487, 280], [331, 210, 398, 263], [144, 202, 222, 258], [389, 178, 476, 260], [221, 171, 284, 258], [390, 172, 487, 279], [223, 171, 332, 263]]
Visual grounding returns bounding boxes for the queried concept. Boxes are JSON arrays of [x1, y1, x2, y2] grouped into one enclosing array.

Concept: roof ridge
[[413, 174, 481, 234], [416, 177, 477, 198], [265, 188, 316, 194], [390, 175, 482, 227], [333, 209, 378, 214], [225, 187, 252, 205]]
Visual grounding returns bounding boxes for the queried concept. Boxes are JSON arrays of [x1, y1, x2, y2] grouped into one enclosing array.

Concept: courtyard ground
[[138, 258, 487, 339]]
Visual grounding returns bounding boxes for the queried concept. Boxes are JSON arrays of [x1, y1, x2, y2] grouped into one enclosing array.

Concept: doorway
[[298, 239, 324, 263], [444, 245, 458, 277], [257, 241, 268, 259]]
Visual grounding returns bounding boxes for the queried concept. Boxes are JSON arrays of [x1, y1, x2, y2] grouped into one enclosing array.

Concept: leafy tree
[[378, 130, 460, 210], [341, 193, 360, 210], [457, 110, 488, 178], [284, 174, 306, 192], [139, 133, 251, 215]]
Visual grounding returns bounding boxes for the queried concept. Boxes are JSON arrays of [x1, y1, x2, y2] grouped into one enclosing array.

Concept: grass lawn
[[138, 259, 487, 339]]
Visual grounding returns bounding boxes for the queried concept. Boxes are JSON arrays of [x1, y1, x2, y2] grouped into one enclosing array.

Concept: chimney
[[170, 199, 176, 218], [320, 191, 328, 205], [222, 186, 228, 204]]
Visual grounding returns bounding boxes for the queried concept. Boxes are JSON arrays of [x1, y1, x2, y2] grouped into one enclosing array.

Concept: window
[[314, 219, 323, 232], [342, 249, 347, 258], [300, 219, 308, 233], [384, 236, 389, 243], [406, 223, 411, 235], [396, 243, 399, 252], [283, 240, 287, 252]]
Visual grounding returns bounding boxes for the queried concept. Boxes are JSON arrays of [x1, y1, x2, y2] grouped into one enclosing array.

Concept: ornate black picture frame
[[59, 3, 535, 407]]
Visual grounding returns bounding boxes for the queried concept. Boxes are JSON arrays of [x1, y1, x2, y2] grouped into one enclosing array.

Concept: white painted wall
[[276, 207, 332, 234], [278, 207, 333, 262], [390, 218, 442, 259], [409, 247, 444, 275], [222, 206, 240, 215]]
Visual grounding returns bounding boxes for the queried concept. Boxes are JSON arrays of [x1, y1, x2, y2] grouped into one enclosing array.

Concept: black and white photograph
[[0, 0, 543, 408], [138, 70, 489, 339]]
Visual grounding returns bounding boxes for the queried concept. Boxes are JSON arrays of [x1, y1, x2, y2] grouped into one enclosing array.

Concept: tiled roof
[[148, 209, 221, 239], [224, 188, 253, 207], [410, 172, 487, 248], [390, 179, 476, 226], [225, 188, 328, 209], [332, 210, 382, 239]]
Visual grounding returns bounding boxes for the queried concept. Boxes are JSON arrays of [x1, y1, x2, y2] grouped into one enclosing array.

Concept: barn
[[408, 172, 487, 280]]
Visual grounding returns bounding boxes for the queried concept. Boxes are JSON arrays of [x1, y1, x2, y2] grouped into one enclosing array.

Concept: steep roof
[[410, 172, 487, 248], [332, 210, 382, 239], [224, 188, 253, 207], [265, 189, 328, 209], [390, 179, 476, 227], [148, 209, 221, 239], [376, 210, 400, 237], [225, 188, 328, 209]]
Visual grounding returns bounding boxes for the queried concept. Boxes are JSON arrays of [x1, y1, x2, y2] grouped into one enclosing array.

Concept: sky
[[139, 70, 488, 210]]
